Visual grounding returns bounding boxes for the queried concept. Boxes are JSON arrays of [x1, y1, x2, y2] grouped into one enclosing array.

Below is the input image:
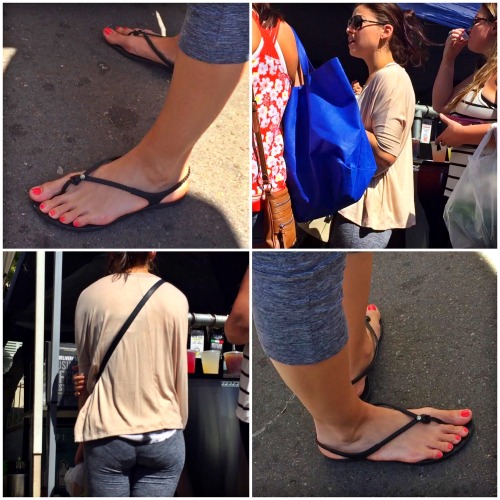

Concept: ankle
[[315, 401, 371, 446], [127, 147, 190, 185]]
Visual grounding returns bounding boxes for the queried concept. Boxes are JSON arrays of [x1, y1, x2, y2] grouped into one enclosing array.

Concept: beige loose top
[[74, 272, 189, 443], [340, 63, 416, 230]]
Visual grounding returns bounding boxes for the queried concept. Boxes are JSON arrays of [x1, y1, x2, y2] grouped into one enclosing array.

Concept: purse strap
[[252, 90, 271, 193], [95, 278, 165, 384], [292, 29, 313, 80]]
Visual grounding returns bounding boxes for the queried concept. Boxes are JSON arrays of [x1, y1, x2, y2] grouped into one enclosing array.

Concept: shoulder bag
[[252, 92, 297, 249], [283, 30, 377, 223]]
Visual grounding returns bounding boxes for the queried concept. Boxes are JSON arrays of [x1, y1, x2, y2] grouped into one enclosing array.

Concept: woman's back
[[251, 10, 298, 210], [74, 272, 189, 442]]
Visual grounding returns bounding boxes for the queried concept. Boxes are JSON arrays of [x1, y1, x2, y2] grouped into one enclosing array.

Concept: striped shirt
[[445, 88, 497, 197], [236, 343, 249, 423]]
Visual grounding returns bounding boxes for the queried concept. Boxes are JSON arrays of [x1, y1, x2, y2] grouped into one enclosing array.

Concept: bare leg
[[342, 252, 381, 395], [29, 49, 246, 227]]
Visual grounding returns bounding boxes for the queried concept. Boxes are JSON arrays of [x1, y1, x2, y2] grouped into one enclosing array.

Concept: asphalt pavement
[[252, 251, 497, 497], [3, 4, 249, 249]]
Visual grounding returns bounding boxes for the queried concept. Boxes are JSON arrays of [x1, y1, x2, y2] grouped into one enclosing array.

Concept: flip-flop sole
[[108, 42, 174, 72], [32, 196, 185, 233]]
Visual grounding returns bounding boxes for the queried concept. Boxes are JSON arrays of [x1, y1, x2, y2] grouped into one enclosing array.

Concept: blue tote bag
[[283, 31, 377, 223]]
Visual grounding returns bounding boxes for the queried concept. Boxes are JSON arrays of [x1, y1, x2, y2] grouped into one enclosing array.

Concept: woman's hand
[[351, 80, 363, 95], [435, 114, 464, 147], [73, 365, 87, 397], [443, 28, 468, 62]]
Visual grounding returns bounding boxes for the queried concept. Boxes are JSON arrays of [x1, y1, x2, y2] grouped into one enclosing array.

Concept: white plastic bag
[[64, 463, 87, 497], [444, 124, 497, 248]]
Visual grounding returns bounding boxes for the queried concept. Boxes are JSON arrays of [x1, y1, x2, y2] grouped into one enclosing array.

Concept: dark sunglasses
[[347, 15, 387, 30], [471, 16, 491, 26]]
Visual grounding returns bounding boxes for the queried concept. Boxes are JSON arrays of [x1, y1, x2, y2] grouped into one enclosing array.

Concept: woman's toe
[[412, 408, 473, 426], [434, 440, 454, 453]]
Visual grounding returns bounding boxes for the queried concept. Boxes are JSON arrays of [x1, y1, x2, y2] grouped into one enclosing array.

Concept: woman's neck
[[365, 50, 395, 76], [128, 266, 150, 274]]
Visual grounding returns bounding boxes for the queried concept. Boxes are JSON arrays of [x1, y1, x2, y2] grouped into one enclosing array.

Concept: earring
[[147, 260, 154, 271]]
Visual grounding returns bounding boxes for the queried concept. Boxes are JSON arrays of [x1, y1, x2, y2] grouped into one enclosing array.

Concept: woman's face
[[467, 6, 496, 55], [346, 5, 388, 60]]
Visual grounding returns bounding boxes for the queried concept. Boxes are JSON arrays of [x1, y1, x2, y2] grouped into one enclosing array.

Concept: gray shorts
[[253, 252, 347, 365], [179, 4, 249, 64], [84, 431, 185, 497], [328, 214, 392, 249]]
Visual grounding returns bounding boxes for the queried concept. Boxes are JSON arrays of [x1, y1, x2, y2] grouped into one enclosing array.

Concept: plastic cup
[[224, 351, 243, 376], [431, 142, 446, 162], [201, 350, 220, 374], [187, 350, 196, 374]]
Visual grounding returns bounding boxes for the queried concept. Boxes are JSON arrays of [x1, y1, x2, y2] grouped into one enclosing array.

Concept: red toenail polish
[[59, 216, 65, 223], [31, 187, 42, 195], [463, 427, 468, 434], [367, 304, 377, 311], [447, 443, 453, 450], [437, 452, 443, 458], [40, 203, 46, 210], [73, 220, 80, 228], [455, 435, 461, 441], [460, 410, 471, 417], [49, 209, 56, 217], [104, 27, 112, 35]]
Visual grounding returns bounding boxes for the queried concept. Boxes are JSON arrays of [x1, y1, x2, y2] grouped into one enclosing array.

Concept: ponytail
[[360, 4, 435, 67]]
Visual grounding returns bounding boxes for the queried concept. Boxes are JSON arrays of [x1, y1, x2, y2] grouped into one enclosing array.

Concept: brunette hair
[[359, 3, 434, 67], [107, 252, 154, 275], [447, 3, 497, 111], [252, 3, 283, 29]]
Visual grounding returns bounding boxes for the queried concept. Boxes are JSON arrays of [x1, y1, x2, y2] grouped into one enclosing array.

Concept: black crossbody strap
[[95, 278, 165, 384]]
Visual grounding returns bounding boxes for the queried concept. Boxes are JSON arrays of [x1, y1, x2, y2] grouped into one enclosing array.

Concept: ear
[[492, 20, 497, 34], [380, 23, 393, 40]]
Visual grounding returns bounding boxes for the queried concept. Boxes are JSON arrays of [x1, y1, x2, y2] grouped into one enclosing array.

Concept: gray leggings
[[328, 214, 392, 249], [253, 252, 347, 365], [179, 4, 249, 64], [84, 431, 185, 497]]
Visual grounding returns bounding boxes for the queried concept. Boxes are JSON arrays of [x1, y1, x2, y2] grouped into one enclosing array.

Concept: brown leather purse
[[252, 93, 297, 249]]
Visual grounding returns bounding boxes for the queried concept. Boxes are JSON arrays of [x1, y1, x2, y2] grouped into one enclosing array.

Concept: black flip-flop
[[31, 157, 189, 232], [316, 403, 474, 464], [352, 310, 383, 401], [107, 29, 174, 71]]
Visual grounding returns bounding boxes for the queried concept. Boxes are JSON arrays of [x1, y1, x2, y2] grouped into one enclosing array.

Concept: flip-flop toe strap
[[63, 166, 190, 206], [316, 404, 445, 460], [351, 317, 381, 385], [129, 29, 172, 68]]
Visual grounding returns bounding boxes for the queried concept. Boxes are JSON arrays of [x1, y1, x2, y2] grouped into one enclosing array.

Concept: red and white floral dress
[[252, 13, 292, 213]]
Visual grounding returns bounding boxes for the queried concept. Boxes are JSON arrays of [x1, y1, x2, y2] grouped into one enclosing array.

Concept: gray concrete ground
[[252, 252, 497, 496], [3, 4, 249, 249]]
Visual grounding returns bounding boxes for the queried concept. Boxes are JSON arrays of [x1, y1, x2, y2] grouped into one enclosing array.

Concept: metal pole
[[32, 252, 45, 497], [188, 313, 227, 328], [47, 252, 63, 496]]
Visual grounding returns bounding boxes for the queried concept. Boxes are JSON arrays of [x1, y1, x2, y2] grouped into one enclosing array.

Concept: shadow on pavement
[[3, 3, 249, 248], [252, 252, 497, 497]]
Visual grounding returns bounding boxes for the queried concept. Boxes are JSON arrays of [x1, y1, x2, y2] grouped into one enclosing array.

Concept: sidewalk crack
[[252, 393, 296, 438]]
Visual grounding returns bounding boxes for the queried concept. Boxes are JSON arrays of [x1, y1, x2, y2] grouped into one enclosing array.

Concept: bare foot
[[103, 26, 179, 66], [352, 305, 382, 396], [28, 150, 189, 228], [316, 405, 472, 463]]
